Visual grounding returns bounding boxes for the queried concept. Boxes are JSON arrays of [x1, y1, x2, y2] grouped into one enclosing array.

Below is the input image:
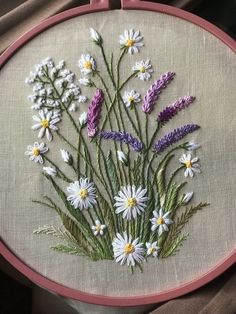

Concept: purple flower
[[158, 96, 195, 124], [142, 72, 175, 114], [87, 89, 104, 137], [153, 124, 200, 153], [99, 131, 143, 152]]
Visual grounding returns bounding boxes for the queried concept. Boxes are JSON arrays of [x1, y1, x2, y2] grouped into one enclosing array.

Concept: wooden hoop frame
[[0, 0, 235, 306]]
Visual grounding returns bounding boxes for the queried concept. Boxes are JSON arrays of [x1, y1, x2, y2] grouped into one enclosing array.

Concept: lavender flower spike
[[87, 89, 104, 137], [142, 72, 175, 114], [158, 96, 195, 124], [100, 130, 143, 152], [154, 124, 200, 153]]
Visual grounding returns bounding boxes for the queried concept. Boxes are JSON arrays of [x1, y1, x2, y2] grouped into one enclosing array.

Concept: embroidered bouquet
[[25, 28, 208, 272]]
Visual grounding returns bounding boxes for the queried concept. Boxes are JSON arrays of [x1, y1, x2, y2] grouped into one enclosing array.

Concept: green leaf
[[132, 156, 142, 185], [51, 243, 85, 256], [156, 154, 175, 198], [164, 182, 187, 213], [106, 150, 119, 194], [161, 233, 188, 257]]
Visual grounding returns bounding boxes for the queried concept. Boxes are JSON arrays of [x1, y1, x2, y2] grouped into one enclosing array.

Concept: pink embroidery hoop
[[0, 0, 235, 306]]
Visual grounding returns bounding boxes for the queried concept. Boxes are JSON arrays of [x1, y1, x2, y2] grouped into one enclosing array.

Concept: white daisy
[[179, 153, 201, 178], [67, 178, 97, 210], [91, 220, 106, 236], [122, 90, 141, 108], [119, 29, 143, 54], [43, 166, 56, 177], [79, 112, 88, 126], [78, 54, 96, 75], [114, 185, 148, 220], [112, 233, 145, 266], [132, 60, 153, 81], [32, 109, 60, 142], [146, 242, 160, 257], [24, 142, 48, 164], [150, 209, 173, 236]]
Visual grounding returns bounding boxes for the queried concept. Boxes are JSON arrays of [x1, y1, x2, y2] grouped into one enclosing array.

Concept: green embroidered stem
[[134, 105, 144, 145], [56, 131, 77, 151], [77, 126, 82, 178], [165, 166, 185, 196], [118, 71, 137, 92], [145, 114, 149, 147], [100, 44, 116, 89], [44, 155, 71, 183]]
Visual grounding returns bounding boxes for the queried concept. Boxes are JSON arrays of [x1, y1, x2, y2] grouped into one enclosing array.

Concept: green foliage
[[132, 156, 142, 185], [106, 150, 120, 194]]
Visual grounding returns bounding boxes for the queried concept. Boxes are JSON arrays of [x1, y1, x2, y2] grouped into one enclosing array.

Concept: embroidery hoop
[[0, 0, 235, 306]]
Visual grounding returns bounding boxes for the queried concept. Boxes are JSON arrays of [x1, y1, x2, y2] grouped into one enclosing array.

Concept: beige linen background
[[0, 10, 235, 297]]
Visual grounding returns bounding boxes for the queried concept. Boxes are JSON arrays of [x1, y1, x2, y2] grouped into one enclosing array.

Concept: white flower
[[114, 186, 148, 220], [32, 109, 60, 142], [119, 29, 143, 54], [132, 60, 153, 81], [112, 233, 145, 266], [122, 90, 141, 108], [78, 95, 87, 103], [90, 28, 102, 45], [60, 149, 72, 164], [186, 141, 201, 151], [179, 153, 201, 178], [79, 112, 88, 126], [79, 78, 93, 87], [56, 60, 65, 70], [67, 178, 97, 210], [43, 166, 56, 177], [146, 242, 160, 257], [91, 220, 106, 236], [182, 192, 193, 204], [117, 150, 127, 165], [24, 142, 48, 164], [78, 54, 96, 75], [69, 103, 77, 112], [150, 209, 173, 235]]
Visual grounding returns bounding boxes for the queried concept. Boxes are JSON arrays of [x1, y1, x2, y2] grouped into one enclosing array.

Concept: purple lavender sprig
[[99, 131, 143, 152], [154, 124, 200, 153], [142, 72, 175, 114], [87, 89, 104, 137], [158, 96, 195, 124]]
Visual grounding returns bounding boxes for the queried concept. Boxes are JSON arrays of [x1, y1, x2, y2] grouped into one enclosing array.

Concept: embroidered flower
[[146, 242, 160, 257], [119, 29, 143, 54], [182, 192, 193, 204], [60, 149, 73, 164], [24, 142, 48, 164], [91, 220, 106, 236], [67, 178, 97, 210], [79, 112, 88, 126], [132, 60, 153, 81], [79, 78, 94, 87], [90, 28, 102, 45], [78, 54, 96, 75], [112, 233, 145, 266], [150, 209, 173, 235], [100, 131, 143, 152], [122, 90, 141, 108], [114, 186, 148, 220], [69, 103, 77, 112], [32, 109, 60, 142], [153, 124, 200, 153], [179, 153, 201, 178], [117, 150, 128, 165], [43, 166, 56, 177], [87, 89, 104, 137]]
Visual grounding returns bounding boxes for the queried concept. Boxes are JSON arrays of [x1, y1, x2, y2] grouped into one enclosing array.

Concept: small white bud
[[60, 149, 72, 164], [79, 112, 88, 126], [79, 78, 93, 87], [90, 28, 102, 45], [43, 166, 56, 177], [117, 150, 128, 165], [182, 192, 193, 204], [186, 141, 201, 151]]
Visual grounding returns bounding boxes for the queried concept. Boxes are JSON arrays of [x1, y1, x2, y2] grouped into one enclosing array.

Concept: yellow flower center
[[127, 197, 137, 208], [32, 147, 40, 156], [185, 160, 192, 168], [157, 217, 164, 225], [125, 39, 135, 47], [96, 225, 101, 232], [124, 243, 135, 254], [41, 119, 49, 128], [128, 96, 134, 103], [79, 188, 89, 199], [83, 61, 92, 70], [139, 66, 146, 73], [150, 247, 156, 253]]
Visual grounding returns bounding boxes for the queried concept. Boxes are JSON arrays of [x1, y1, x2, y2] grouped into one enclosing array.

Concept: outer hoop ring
[[0, 0, 235, 306]]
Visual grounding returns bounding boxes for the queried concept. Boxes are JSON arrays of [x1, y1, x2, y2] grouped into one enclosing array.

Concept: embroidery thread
[[25, 29, 209, 273]]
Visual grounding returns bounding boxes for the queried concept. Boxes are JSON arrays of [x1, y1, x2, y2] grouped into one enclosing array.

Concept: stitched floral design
[[25, 29, 209, 272]]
